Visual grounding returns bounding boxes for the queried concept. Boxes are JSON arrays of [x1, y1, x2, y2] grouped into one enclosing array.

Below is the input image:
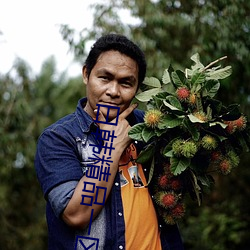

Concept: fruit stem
[[203, 56, 227, 71]]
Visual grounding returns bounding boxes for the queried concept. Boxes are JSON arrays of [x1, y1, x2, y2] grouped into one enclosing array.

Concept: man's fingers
[[94, 103, 138, 123], [119, 103, 138, 120], [94, 109, 106, 122]]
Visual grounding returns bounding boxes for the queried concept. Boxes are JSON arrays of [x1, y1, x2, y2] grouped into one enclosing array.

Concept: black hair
[[84, 33, 147, 85]]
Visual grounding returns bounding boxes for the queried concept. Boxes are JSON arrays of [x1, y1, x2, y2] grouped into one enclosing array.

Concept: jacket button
[[118, 212, 123, 216], [119, 245, 123, 249]]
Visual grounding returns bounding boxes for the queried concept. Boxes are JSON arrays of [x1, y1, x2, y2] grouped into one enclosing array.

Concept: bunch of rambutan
[[223, 115, 247, 134], [209, 149, 240, 175], [129, 53, 250, 225], [153, 163, 185, 224]]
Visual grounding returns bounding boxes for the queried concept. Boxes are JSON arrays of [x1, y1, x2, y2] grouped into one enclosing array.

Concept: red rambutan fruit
[[219, 158, 232, 175], [234, 115, 247, 131], [162, 162, 173, 177], [171, 203, 185, 219], [224, 115, 247, 134], [176, 87, 190, 101], [162, 213, 176, 225], [155, 191, 178, 209], [210, 151, 222, 161], [160, 192, 178, 208], [169, 178, 182, 190], [224, 120, 236, 134], [158, 175, 169, 189]]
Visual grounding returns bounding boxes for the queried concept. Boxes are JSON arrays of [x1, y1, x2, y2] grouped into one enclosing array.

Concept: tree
[[0, 57, 85, 249]]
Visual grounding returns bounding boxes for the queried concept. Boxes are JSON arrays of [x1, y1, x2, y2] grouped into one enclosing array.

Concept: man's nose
[[106, 82, 120, 97]]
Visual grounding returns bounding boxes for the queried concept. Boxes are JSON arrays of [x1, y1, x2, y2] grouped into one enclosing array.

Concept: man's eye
[[122, 82, 132, 86], [100, 76, 109, 81]]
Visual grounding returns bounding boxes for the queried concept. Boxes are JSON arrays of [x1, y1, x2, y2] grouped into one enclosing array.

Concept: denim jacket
[[35, 98, 184, 250]]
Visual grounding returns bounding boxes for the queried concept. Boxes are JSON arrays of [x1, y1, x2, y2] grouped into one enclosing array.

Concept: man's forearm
[[62, 145, 124, 229]]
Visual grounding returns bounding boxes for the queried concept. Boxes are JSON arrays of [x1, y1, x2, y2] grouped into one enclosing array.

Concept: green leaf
[[217, 135, 227, 142], [162, 81, 176, 94], [188, 114, 206, 123], [203, 80, 220, 98], [206, 98, 222, 114], [187, 54, 204, 75], [128, 123, 145, 141], [190, 53, 204, 69], [136, 143, 155, 164], [151, 94, 167, 110], [209, 121, 227, 129], [235, 132, 250, 152], [189, 170, 202, 206], [147, 156, 155, 185], [155, 127, 167, 137], [197, 175, 214, 187], [191, 71, 206, 87], [155, 92, 168, 99], [206, 66, 232, 80], [142, 126, 156, 142], [162, 139, 175, 156], [166, 96, 183, 110], [162, 69, 171, 84], [158, 114, 183, 129], [196, 95, 204, 112], [170, 157, 190, 175], [135, 88, 162, 102], [195, 84, 202, 93], [163, 101, 180, 111], [163, 149, 174, 157], [163, 101, 186, 115], [143, 76, 161, 88], [183, 118, 200, 141], [168, 64, 175, 76], [190, 53, 200, 64], [171, 70, 186, 87], [206, 105, 212, 120], [221, 104, 241, 120]]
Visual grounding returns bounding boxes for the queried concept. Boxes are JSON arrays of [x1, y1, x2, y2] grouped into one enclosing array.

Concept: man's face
[[83, 50, 139, 121]]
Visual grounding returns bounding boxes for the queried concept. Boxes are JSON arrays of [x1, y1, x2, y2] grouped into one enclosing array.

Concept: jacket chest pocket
[[76, 135, 98, 174]]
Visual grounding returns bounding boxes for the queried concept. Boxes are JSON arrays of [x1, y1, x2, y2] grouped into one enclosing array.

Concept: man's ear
[[82, 65, 88, 85]]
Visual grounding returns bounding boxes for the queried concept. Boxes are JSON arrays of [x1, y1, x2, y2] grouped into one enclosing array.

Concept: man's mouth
[[99, 102, 120, 107]]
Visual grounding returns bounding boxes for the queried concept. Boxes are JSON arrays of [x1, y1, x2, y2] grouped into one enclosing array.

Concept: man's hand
[[94, 103, 138, 154]]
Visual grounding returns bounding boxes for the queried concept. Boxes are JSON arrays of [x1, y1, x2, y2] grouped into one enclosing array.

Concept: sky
[[0, 0, 96, 77]]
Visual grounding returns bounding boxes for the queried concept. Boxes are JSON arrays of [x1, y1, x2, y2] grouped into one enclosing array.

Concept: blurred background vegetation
[[0, 0, 249, 249]]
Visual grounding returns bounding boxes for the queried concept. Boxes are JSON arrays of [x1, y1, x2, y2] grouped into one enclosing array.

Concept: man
[[35, 34, 184, 249]]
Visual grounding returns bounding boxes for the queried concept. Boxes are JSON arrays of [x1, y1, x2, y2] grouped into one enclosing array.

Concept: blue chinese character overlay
[[94, 104, 120, 125], [74, 235, 99, 250]]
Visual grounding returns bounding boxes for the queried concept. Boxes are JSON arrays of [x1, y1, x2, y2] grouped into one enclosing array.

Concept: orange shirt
[[118, 143, 162, 250]]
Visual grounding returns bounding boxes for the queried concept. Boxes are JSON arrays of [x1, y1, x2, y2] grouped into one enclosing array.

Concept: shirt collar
[[75, 97, 98, 133]]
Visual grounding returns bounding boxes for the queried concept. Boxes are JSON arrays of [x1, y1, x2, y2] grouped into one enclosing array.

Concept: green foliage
[[0, 57, 84, 249], [180, 201, 249, 250]]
